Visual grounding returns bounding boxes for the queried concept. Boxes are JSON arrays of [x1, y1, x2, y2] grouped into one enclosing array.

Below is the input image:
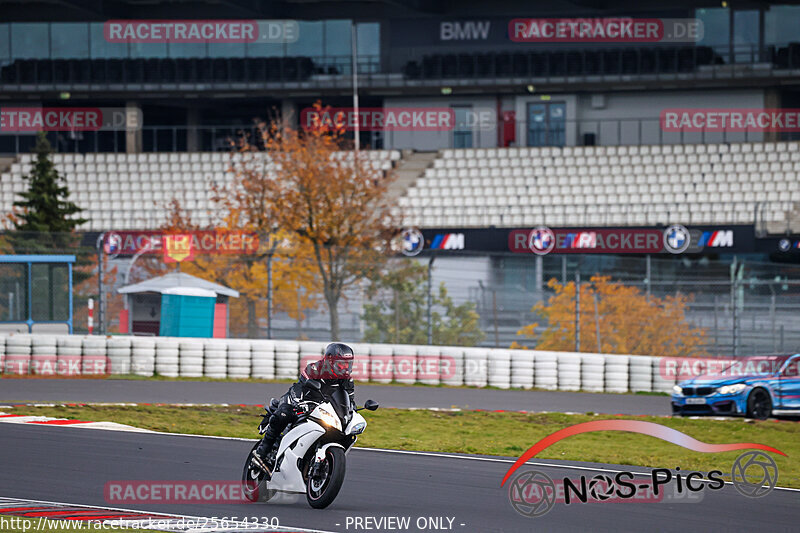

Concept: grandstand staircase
[[0, 157, 16, 175], [387, 150, 438, 201]]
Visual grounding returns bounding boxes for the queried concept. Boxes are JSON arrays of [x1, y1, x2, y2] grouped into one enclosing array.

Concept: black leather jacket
[[293, 361, 355, 406]]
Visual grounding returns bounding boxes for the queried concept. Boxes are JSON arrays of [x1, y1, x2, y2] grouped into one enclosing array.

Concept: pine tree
[[13, 132, 87, 240]]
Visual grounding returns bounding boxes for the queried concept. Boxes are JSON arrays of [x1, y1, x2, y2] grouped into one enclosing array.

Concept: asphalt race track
[[0, 379, 671, 415], [0, 423, 796, 533]]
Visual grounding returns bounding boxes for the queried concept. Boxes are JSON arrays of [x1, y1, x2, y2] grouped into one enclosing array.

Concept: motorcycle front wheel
[[242, 442, 277, 503], [306, 447, 346, 509]]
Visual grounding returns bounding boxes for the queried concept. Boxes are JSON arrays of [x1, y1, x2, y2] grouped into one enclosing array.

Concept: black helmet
[[322, 342, 354, 379]]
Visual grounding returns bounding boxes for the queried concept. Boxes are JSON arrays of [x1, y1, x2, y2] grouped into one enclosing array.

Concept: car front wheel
[[746, 389, 772, 420]]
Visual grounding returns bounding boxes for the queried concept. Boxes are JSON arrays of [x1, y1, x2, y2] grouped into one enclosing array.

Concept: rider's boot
[[251, 426, 278, 474]]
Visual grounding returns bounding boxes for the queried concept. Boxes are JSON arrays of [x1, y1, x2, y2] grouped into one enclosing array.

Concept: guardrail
[[0, 333, 677, 394]]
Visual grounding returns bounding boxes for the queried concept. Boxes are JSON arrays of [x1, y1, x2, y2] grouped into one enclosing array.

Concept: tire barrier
[[0, 333, 693, 394], [5, 334, 31, 375], [250, 340, 275, 380], [274, 340, 299, 380], [392, 344, 418, 385], [488, 349, 511, 389], [131, 337, 156, 377], [56, 335, 83, 376], [463, 347, 488, 387], [579, 354, 605, 393], [439, 346, 464, 387], [629, 355, 654, 393], [349, 343, 371, 382], [179, 339, 205, 378], [31, 334, 57, 375], [106, 336, 132, 375], [154, 337, 180, 378], [510, 350, 534, 389], [556, 352, 581, 392], [533, 352, 558, 390], [368, 344, 393, 384], [204, 339, 228, 379], [416, 345, 441, 386]]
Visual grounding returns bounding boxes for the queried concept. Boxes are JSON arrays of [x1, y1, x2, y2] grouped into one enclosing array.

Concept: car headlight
[[349, 421, 366, 435], [717, 383, 747, 395], [316, 407, 342, 431], [672, 385, 683, 395]]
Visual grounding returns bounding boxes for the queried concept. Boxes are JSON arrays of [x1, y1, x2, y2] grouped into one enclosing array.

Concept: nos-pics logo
[[502, 420, 784, 518]]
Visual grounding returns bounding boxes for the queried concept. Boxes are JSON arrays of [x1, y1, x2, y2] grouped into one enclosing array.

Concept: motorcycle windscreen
[[330, 387, 352, 427]]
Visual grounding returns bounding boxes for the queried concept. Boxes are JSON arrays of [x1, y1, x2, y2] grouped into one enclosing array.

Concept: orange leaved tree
[[516, 276, 708, 357], [236, 108, 396, 339]]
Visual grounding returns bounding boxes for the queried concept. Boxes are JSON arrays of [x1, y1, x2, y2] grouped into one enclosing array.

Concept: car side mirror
[[364, 399, 379, 411], [308, 380, 322, 391]]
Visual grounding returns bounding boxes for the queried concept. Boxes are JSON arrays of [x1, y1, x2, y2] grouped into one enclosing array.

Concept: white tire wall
[[628, 355, 654, 392], [274, 340, 300, 379], [56, 335, 83, 376], [179, 339, 205, 378], [392, 344, 418, 385], [298, 341, 326, 377], [510, 350, 535, 389], [488, 349, 511, 389], [106, 336, 132, 374], [82, 336, 108, 376], [651, 356, 676, 393], [368, 344, 393, 383], [604, 355, 630, 393], [31, 335, 57, 375], [0, 334, 5, 374], [250, 340, 276, 379], [5, 334, 32, 375], [131, 337, 156, 376], [348, 343, 370, 382], [227, 339, 252, 379], [154, 337, 180, 378], [463, 347, 488, 387], [580, 354, 605, 392], [416, 345, 441, 385], [203, 339, 228, 379], [556, 352, 582, 391], [439, 346, 464, 386], [533, 351, 558, 390]]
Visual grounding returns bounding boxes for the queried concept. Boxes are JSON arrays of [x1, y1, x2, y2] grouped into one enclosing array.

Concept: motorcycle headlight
[[718, 383, 747, 395], [316, 407, 342, 431], [672, 385, 683, 395], [349, 421, 366, 435]]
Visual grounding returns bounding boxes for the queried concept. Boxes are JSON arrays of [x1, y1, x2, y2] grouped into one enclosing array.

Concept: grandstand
[[0, 151, 400, 231]]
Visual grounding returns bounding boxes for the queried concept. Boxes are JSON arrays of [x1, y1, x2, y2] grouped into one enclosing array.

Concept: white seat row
[[440, 142, 800, 159]]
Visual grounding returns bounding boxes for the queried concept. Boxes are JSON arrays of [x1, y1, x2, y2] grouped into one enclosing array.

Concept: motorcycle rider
[[251, 342, 355, 473]]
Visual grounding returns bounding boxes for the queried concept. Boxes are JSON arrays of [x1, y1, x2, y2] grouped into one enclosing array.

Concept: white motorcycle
[[242, 382, 379, 509]]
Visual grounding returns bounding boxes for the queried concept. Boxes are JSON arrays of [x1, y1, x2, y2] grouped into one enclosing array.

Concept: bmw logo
[[528, 226, 555, 255], [779, 239, 791, 252], [663, 224, 690, 254], [398, 228, 424, 257]]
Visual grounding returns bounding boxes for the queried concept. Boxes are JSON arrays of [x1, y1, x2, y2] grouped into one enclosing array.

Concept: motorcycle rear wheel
[[306, 447, 346, 509], [242, 442, 277, 502]]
